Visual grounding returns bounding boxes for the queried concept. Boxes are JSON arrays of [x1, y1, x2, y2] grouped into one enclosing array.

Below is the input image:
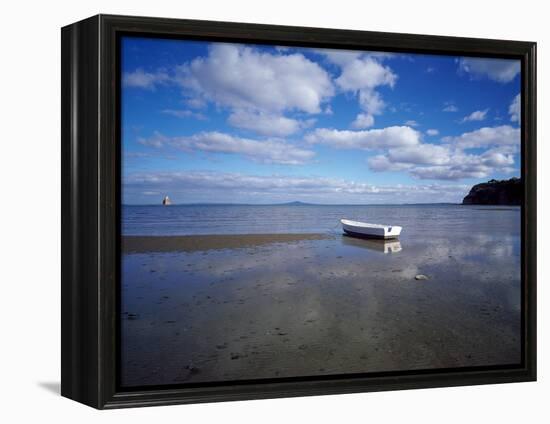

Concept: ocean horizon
[[123, 201, 462, 206]]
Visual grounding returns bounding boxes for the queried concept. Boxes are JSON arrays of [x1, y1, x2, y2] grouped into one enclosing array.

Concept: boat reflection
[[341, 234, 403, 253]]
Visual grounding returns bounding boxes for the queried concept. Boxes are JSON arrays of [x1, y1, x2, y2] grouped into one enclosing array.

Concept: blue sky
[[121, 36, 521, 204]]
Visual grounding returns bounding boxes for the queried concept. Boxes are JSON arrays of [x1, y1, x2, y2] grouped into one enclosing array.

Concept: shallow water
[[120, 205, 521, 387], [123, 203, 521, 238]]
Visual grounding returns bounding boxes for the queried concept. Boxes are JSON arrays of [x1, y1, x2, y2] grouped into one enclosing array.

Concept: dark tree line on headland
[[462, 177, 522, 205]]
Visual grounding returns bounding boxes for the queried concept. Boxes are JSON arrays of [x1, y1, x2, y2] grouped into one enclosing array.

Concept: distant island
[[278, 201, 312, 206], [462, 178, 521, 205]]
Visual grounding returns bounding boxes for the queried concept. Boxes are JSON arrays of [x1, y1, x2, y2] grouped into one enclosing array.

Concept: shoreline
[[121, 230, 521, 386], [122, 233, 331, 253], [120, 218, 521, 386]]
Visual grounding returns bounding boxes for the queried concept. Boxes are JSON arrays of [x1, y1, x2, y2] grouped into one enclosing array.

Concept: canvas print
[[120, 36, 522, 387]]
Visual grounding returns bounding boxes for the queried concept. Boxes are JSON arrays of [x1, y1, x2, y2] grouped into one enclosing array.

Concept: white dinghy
[[341, 219, 402, 240]]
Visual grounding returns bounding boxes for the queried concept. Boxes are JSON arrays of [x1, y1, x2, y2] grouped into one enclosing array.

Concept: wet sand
[[121, 232, 521, 387], [123, 233, 330, 253]]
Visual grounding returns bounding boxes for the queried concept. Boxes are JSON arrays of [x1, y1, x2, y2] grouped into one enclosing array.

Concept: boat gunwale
[[340, 219, 402, 231]]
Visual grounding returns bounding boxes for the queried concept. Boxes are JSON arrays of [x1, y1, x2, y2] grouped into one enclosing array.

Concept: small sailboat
[[162, 196, 172, 206], [341, 219, 402, 240]]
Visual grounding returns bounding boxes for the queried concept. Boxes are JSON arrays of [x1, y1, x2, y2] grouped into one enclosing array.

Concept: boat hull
[[341, 219, 402, 239], [343, 229, 400, 240]]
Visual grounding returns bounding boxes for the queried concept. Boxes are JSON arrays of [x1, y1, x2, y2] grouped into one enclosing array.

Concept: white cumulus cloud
[[314, 50, 397, 128], [371, 148, 516, 181], [358, 90, 386, 116], [461, 109, 489, 123], [368, 125, 520, 180], [442, 125, 520, 149], [305, 126, 421, 150], [387, 144, 451, 166], [351, 113, 375, 129], [335, 57, 397, 91], [227, 110, 314, 137], [457, 58, 520, 83], [139, 131, 315, 165], [509, 94, 520, 122], [176, 43, 334, 114], [123, 69, 170, 90]]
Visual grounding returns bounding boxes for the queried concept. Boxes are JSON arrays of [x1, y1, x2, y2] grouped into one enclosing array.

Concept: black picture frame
[[61, 14, 537, 409]]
